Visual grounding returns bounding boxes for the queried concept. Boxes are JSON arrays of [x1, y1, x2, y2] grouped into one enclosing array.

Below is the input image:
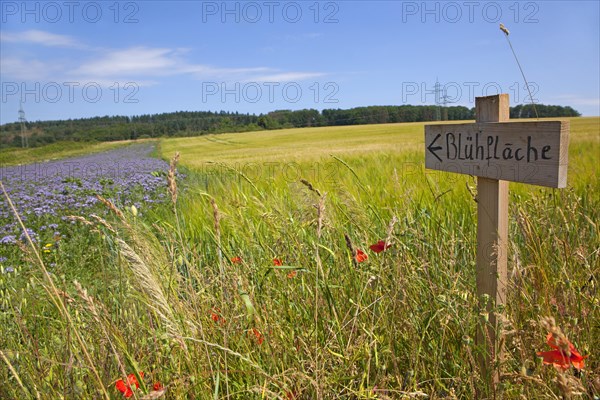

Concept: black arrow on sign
[[427, 133, 443, 162]]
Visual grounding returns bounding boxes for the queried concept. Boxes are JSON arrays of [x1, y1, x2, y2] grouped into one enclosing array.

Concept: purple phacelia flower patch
[[0, 143, 173, 240]]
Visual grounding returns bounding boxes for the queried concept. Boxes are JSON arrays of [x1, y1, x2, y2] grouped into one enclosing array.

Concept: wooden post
[[475, 94, 509, 393], [424, 93, 569, 396]]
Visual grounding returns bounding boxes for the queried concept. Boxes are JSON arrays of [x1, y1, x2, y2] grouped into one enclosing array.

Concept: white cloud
[[0, 30, 83, 48], [1, 31, 328, 86], [72, 46, 324, 83], [250, 72, 326, 82], [0, 57, 58, 81], [181, 65, 272, 79], [72, 47, 180, 77]]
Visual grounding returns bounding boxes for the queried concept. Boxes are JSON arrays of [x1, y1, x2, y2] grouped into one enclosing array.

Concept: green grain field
[[1, 117, 599, 399]]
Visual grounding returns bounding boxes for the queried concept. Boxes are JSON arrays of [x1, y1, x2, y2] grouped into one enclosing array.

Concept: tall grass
[[1, 118, 598, 399]]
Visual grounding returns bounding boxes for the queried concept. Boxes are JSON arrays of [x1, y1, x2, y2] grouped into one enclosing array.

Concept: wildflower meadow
[[1, 118, 598, 399]]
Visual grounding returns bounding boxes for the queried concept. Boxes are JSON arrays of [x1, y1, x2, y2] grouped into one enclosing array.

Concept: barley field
[[1, 117, 598, 399]]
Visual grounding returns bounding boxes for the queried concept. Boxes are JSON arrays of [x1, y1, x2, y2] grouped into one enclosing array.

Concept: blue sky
[[1, 0, 598, 124]]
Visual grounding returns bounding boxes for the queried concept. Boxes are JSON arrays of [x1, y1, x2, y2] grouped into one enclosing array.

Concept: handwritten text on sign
[[425, 121, 569, 188]]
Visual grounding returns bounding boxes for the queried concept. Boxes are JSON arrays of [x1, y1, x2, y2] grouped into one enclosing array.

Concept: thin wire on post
[[500, 23, 539, 119]]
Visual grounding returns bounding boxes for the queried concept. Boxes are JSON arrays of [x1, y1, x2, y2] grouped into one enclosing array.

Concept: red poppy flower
[[537, 332, 587, 370], [355, 249, 368, 263], [250, 328, 264, 345], [153, 382, 164, 391], [287, 270, 297, 279], [231, 256, 242, 264], [369, 240, 391, 253], [210, 308, 225, 324], [115, 372, 144, 398], [273, 258, 283, 266]]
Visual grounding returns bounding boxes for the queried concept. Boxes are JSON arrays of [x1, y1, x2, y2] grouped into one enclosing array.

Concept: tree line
[[0, 104, 580, 148]]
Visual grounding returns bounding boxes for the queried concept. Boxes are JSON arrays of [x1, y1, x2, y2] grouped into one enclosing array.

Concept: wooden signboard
[[424, 94, 569, 396], [425, 121, 569, 188]]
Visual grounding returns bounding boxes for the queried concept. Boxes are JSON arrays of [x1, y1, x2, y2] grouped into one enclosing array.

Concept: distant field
[[160, 117, 599, 193], [1, 117, 595, 168], [160, 117, 599, 165], [161, 120, 449, 165], [0, 139, 158, 166]]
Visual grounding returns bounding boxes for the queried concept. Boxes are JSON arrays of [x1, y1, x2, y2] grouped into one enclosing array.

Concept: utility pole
[[19, 100, 28, 148]]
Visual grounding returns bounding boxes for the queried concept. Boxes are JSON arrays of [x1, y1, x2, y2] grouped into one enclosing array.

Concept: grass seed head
[[344, 233, 356, 257], [96, 195, 126, 220], [300, 178, 322, 197], [167, 152, 180, 205]]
